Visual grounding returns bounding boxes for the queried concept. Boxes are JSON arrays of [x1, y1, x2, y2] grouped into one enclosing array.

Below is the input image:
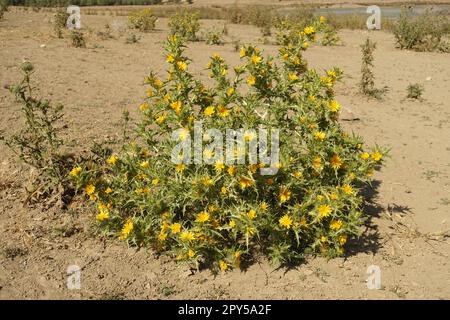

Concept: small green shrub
[[320, 23, 341, 46], [0, 0, 9, 21], [359, 38, 387, 99], [97, 23, 114, 40], [393, 7, 450, 52], [168, 11, 200, 41], [128, 8, 157, 32], [53, 9, 70, 39], [204, 27, 224, 45], [70, 30, 86, 48], [0, 62, 75, 204], [125, 33, 141, 44], [406, 83, 424, 100]]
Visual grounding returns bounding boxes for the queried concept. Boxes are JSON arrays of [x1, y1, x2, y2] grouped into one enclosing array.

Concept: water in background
[[278, 5, 450, 17]]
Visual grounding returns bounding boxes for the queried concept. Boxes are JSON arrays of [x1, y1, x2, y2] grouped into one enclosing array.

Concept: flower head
[[119, 219, 133, 240], [318, 204, 332, 218], [196, 211, 210, 223], [279, 215, 293, 229], [69, 166, 82, 177], [279, 187, 292, 203]]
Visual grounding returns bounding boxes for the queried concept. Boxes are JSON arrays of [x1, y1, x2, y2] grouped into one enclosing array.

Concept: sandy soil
[[0, 10, 449, 299]]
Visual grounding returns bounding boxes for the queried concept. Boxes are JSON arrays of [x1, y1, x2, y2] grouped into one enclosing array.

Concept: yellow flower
[[96, 210, 109, 222], [140, 160, 150, 169], [292, 56, 301, 65], [239, 177, 253, 189], [217, 105, 230, 117], [146, 88, 153, 97], [239, 47, 246, 58], [288, 73, 298, 81], [279, 215, 293, 229], [155, 113, 167, 125], [312, 156, 322, 169], [151, 178, 159, 185], [180, 231, 195, 242], [105, 187, 113, 194], [293, 170, 303, 178], [135, 187, 150, 194], [320, 16, 327, 23], [314, 131, 326, 141], [247, 209, 257, 220], [170, 223, 181, 234], [154, 78, 163, 88], [247, 75, 256, 86], [320, 236, 327, 243], [330, 192, 339, 200], [330, 154, 342, 170], [176, 163, 186, 173], [330, 220, 343, 231], [360, 152, 370, 160], [215, 161, 225, 172], [166, 54, 175, 63], [201, 176, 213, 187], [227, 166, 237, 176], [196, 211, 210, 223], [203, 149, 214, 160], [178, 128, 189, 141], [188, 249, 195, 258], [219, 260, 228, 271], [85, 184, 95, 195], [229, 219, 236, 228], [299, 217, 308, 227], [371, 151, 382, 161], [244, 130, 256, 142], [279, 187, 292, 203], [177, 61, 187, 71], [338, 234, 348, 245], [204, 106, 215, 117], [158, 232, 167, 241], [139, 102, 149, 112], [119, 219, 133, 240], [170, 101, 182, 115], [342, 184, 354, 195], [246, 227, 255, 237], [329, 100, 341, 112], [226, 87, 235, 96], [107, 155, 118, 165], [234, 251, 241, 267], [304, 26, 315, 35], [221, 186, 228, 195], [69, 166, 81, 177], [318, 204, 332, 219], [251, 55, 262, 64], [260, 202, 268, 211]]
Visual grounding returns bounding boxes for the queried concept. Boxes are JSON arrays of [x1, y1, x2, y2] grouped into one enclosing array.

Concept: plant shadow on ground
[[345, 180, 412, 257], [345, 179, 384, 257]]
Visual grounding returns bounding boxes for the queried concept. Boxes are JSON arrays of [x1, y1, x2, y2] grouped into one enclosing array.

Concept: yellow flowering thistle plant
[[71, 33, 387, 271]]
